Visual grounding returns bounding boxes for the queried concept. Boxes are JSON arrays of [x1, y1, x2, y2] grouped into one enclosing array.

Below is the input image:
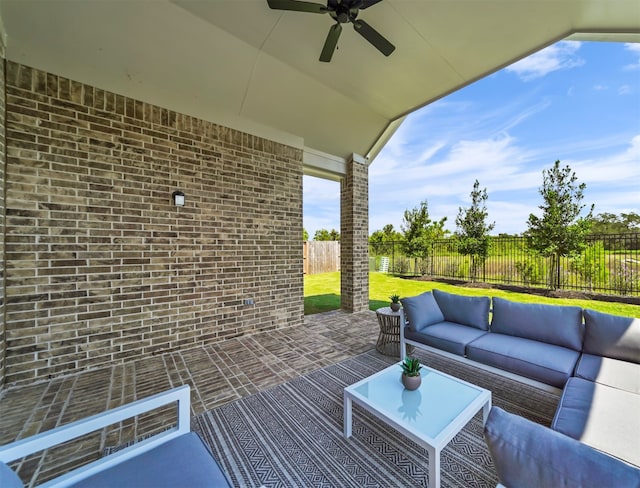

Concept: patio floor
[[0, 310, 381, 486]]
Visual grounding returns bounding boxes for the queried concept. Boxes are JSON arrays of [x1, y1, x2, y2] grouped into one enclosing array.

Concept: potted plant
[[389, 294, 401, 312], [400, 356, 422, 390]]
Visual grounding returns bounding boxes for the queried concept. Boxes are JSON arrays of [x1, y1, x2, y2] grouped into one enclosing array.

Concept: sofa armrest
[[0, 386, 193, 488], [484, 406, 640, 488]]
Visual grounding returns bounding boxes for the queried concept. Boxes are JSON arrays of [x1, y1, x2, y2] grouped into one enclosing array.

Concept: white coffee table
[[343, 362, 491, 488]]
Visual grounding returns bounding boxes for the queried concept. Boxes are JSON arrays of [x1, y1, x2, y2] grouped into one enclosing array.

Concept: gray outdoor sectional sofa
[[400, 289, 640, 485]]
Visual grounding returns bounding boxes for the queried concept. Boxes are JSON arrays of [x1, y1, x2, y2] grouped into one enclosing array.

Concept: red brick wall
[[3, 62, 304, 386]]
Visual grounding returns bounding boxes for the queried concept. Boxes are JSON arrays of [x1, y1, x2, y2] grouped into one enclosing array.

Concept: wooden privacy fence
[[303, 241, 340, 274]]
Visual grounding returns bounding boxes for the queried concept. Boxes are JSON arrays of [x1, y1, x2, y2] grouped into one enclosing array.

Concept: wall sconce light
[[172, 190, 185, 207]]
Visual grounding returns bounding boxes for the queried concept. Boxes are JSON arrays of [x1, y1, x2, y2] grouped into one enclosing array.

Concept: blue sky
[[303, 41, 640, 238]]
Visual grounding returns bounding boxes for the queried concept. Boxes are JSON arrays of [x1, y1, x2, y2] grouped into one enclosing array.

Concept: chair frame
[[0, 385, 191, 488]]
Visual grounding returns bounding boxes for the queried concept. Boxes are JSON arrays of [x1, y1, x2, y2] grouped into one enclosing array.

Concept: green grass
[[304, 272, 640, 317]]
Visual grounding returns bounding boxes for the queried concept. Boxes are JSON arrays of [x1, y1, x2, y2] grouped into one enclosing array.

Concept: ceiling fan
[[267, 0, 395, 62]]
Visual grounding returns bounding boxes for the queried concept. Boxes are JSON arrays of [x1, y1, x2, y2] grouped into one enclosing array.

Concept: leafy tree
[[313, 228, 340, 241], [370, 224, 403, 242], [454, 180, 495, 282], [401, 201, 448, 275], [589, 213, 640, 251], [590, 212, 640, 234], [524, 160, 594, 289], [569, 241, 608, 291], [303, 228, 309, 241], [369, 224, 403, 256]]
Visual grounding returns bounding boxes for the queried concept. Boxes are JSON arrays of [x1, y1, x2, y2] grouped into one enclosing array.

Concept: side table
[[375, 307, 414, 357]]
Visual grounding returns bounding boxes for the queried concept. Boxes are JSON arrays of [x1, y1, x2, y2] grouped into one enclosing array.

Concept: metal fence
[[369, 233, 640, 296]]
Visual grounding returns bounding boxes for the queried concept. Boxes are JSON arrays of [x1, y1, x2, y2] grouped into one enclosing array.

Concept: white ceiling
[[1, 0, 639, 176]]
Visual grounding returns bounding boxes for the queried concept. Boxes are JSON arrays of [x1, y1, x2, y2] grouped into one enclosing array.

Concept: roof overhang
[[0, 0, 638, 178]]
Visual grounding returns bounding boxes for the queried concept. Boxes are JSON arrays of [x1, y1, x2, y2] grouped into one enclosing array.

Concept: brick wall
[[0, 51, 6, 387], [3, 62, 304, 386]]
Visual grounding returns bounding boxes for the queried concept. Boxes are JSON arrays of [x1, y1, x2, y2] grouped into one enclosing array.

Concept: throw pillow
[[400, 292, 444, 332]]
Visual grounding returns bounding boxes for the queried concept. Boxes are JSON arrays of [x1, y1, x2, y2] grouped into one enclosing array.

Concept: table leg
[[343, 394, 352, 438], [427, 445, 440, 488], [482, 397, 492, 426]]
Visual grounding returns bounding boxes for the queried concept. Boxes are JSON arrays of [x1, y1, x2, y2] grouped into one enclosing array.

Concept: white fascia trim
[[366, 116, 406, 163], [567, 30, 640, 43], [303, 147, 347, 181]]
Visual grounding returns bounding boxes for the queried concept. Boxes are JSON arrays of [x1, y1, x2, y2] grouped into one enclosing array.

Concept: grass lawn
[[304, 272, 640, 317]]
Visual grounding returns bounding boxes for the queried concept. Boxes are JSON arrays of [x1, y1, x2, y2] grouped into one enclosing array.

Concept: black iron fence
[[369, 234, 640, 296]]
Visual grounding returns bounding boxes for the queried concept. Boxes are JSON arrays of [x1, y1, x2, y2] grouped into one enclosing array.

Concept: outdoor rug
[[193, 348, 560, 487]]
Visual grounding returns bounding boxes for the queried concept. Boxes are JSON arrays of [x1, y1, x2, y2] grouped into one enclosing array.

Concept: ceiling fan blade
[[359, 0, 383, 9], [267, 0, 327, 14], [320, 23, 342, 62], [352, 19, 395, 56]]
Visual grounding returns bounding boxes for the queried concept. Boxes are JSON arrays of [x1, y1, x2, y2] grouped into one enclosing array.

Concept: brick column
[[340, 155, 369, 312]]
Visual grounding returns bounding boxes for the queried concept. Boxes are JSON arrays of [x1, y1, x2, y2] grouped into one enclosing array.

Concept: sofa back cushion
[[583, 309, 640, 363], [484, 406, 640, 488], [491, 297, 583, 351], [401, 292, 445, 332], [432, 289, 490, 331]]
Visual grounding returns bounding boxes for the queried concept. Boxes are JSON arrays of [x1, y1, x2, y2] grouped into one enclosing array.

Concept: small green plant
[[400, 356, 422, 377], [389, 294, 400, 304]]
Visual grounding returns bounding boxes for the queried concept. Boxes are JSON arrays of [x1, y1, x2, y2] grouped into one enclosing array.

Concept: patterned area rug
[[193, 348, 560, 487]]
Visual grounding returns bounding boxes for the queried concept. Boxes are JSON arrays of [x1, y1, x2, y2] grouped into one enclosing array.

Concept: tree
[[524, 160, 594, 290], [369, 224, 403, 255], [313, 228, 340, 241], [303, 228, 309, 241], [569, 241, 608, 291], [588, 212, 640, 251], [589, 212, 640, 234], [401, 201, 448, 275], [454, 180, 495, 282]]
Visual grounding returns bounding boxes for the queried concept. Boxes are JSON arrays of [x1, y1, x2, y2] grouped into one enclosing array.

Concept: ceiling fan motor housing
[[330, 4, 359, 24]]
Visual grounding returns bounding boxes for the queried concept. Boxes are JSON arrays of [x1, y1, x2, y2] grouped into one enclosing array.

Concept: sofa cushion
[[485, 407, 640, 488], [0, 462, 23, 488], [401, 292, 444, 332], [69, 432, 230, 488], [491, 297, 584, 351], [552, 377, 640, 468], [466, 333, 580, 388], [583, 309, 640, 363], [404, 322, 488, 356], [432, 289, 490, 330], [575, 353, 640, 394]]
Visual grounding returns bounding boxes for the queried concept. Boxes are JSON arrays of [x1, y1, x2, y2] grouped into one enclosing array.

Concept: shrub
[[611, 259, 639, 295]]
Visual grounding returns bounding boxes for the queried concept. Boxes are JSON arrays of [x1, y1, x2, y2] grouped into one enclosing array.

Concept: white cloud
[[593, 84, 608, 91], [303, 176, 339, 204], [571, 135, 640, 187], [625, 43, 640, 53], [619, 85, 633, 95], [506, 41, 584, 81], [369, 133, 640, 236], [623, 43, 640, 71]]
